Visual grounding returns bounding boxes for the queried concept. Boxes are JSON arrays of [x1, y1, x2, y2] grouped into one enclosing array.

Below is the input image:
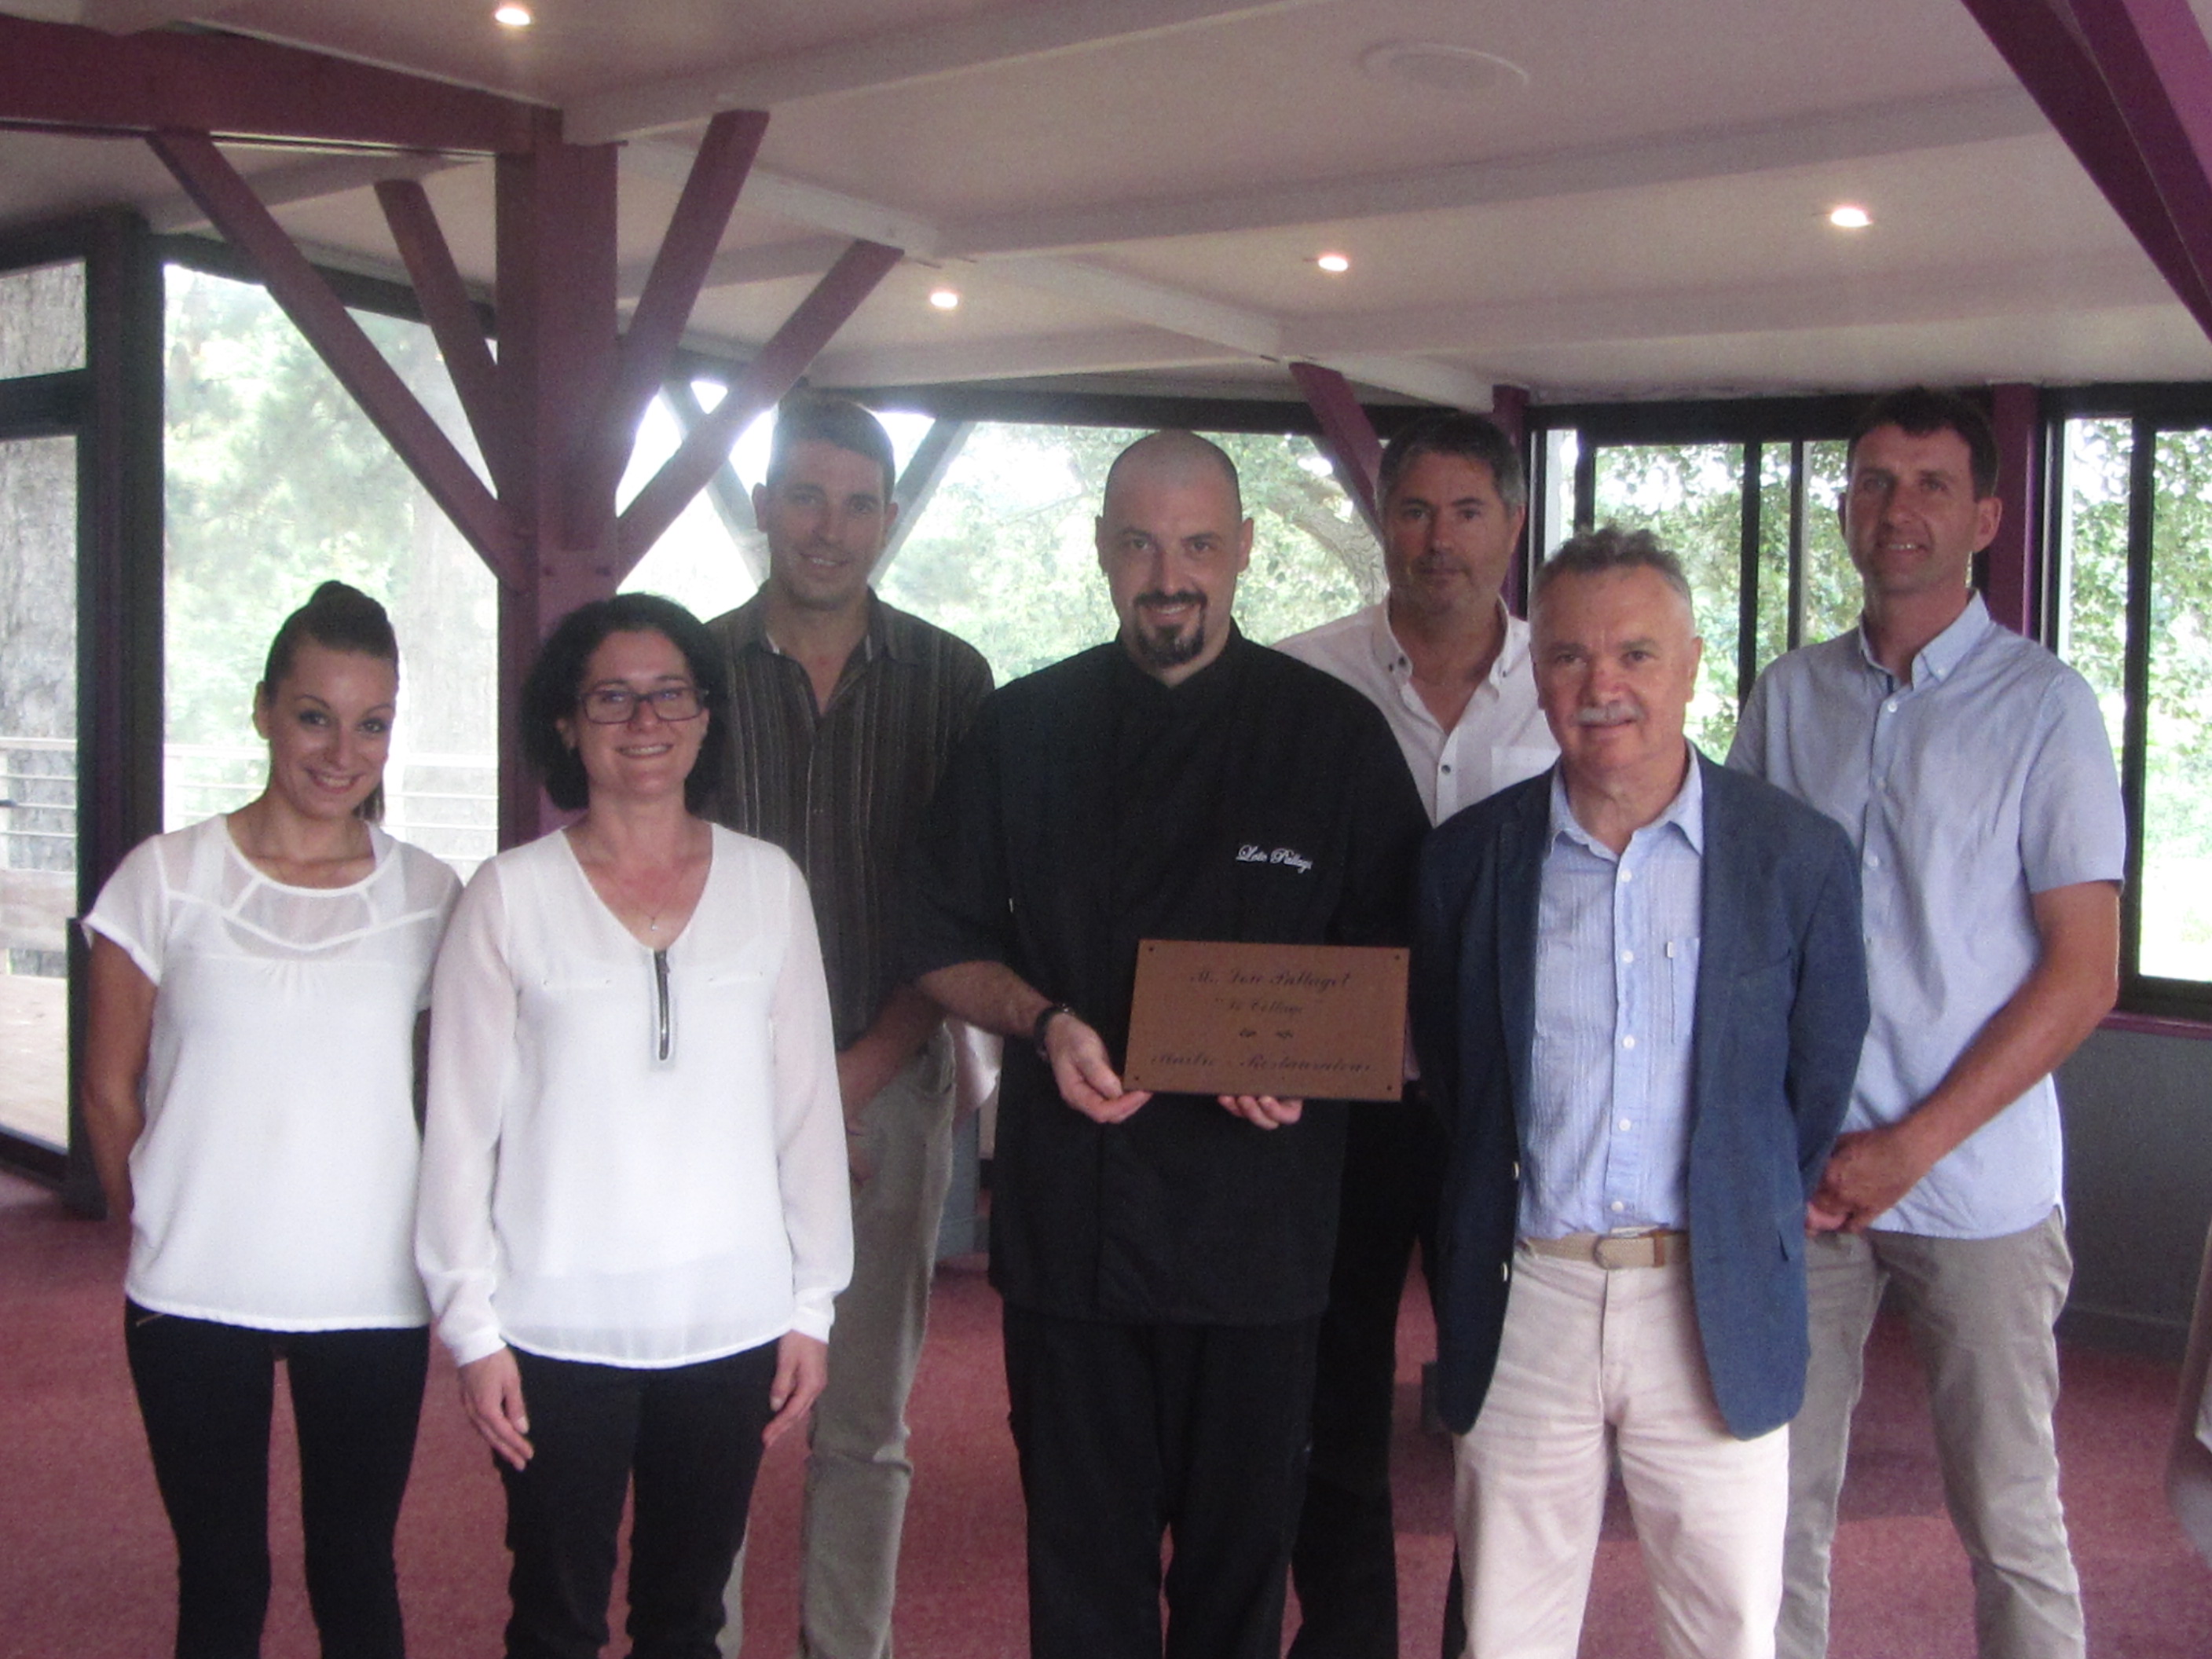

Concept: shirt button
[[1617, 1118, 1633, 1131], [1619, 869, 1634, 884], [1866, 854, 1881, 870], [1884, 699, 1899, 713], [1621, 1035, 1637, 1050], [1621, 949, 1635, 964], [1610, 1200, 1626, 1214]]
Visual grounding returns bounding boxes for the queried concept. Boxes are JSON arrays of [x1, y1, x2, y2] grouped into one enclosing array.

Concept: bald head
[[1095, 430, 1253, 685], [1102, 430, 1243, 522]]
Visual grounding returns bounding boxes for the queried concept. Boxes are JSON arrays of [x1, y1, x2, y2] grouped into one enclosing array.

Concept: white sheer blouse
[[415, 825, 851, 1370], [85, 815, 460, 1331]]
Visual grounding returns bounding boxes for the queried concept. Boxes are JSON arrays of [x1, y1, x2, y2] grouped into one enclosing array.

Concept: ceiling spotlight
[[1828, 203, 1873, 229], [1316, 251, 1351, 274], [928, 287, 961, 311], [493, 5, 533, 28]]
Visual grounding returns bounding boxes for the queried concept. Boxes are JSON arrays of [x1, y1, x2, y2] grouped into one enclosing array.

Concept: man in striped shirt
[[705, 395, 993, 1659]]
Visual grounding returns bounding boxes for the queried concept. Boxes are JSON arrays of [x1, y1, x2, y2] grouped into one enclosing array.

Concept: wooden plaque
[[1120, 939, 1408, 1103]]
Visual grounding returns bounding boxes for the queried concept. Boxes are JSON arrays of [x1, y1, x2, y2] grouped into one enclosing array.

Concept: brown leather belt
[[1521, 1229, 1687, 1269]]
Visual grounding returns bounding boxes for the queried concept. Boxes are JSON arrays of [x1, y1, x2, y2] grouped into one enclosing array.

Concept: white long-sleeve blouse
[[415, 824, 851, 1370]]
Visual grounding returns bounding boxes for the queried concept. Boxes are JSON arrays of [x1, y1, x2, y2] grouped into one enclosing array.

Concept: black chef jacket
[[901, 629, 1428, 1325]]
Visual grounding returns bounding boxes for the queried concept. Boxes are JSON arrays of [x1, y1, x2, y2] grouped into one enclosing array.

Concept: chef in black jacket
[[903, 430, 1427, 1659]]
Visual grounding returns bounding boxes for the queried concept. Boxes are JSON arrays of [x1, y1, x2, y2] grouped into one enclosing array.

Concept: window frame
[[2044, 384, 2212, 1026]]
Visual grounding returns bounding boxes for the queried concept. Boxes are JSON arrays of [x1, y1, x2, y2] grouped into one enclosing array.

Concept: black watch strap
[[1031, 1002, 1075, 1060]]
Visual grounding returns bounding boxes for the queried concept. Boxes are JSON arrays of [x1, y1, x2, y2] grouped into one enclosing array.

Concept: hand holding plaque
[[1121, 939, 1409, 1104]]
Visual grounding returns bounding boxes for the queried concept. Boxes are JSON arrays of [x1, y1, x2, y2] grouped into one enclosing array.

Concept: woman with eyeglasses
[[81, 580, 461, 1659], [415, 593, 851, 1658]]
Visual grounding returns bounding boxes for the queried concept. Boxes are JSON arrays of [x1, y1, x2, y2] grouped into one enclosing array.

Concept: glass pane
[[2053, 418, 2131, 764], [2145, 430, 2212, 982], [1755, 445, 1792, 670], [1800, 440, 1859, 646], [0, 261, 86, 378], [163, 267, 498, 878], [881, 424, 1373, 687], [0, 434, 78, 1151], [1591, 442, 1745, 756]]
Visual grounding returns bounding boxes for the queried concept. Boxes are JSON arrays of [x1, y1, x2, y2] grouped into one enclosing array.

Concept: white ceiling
[[5, 0, 2210, 407]]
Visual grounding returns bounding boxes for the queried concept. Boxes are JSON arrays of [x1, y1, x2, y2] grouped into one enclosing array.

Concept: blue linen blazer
[[1412, 753, 1870, 1440]]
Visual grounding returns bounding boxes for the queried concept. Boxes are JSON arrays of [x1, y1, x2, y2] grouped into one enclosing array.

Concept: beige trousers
[[1780, 1212, 2082, 1659], [719, 1035, 957, 1659], [1452, 1247, 1788, 1659]]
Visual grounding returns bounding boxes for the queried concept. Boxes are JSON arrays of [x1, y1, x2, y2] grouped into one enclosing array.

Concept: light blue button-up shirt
[[1728, 595, 2125, 1239], [1522, 760, 1704, 1239]]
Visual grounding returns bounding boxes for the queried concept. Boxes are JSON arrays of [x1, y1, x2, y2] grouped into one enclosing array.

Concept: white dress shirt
[[1276, 599, 1555, 826]]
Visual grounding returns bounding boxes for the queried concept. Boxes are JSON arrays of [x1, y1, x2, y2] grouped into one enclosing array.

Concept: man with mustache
[[902, 430, 1426, 1659], [703, 395, 994, 1659], [1730, 388, 2124, 1659], [1414, 527, 1868, 1659], [1276, 412, 1556, 1659]]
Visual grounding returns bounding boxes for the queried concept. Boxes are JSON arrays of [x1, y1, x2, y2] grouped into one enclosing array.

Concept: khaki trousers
[[1780, 1212, 2082, 1659], [1453, 1248, 1788, 1659], [719, 1034, 957, 1659]]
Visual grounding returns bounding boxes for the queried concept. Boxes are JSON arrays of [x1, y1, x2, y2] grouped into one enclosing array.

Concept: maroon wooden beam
[[2060, 0, 2212, 328], [494, 119, 623, 845], [580, 110, 771, 518], [0, 14, 539, 153], [1983, 383, 2042, 637], [1489, 384, 1529, 447], [1960, 0, 2212, 335], [1290, 361, 1384, 542], [149, 131, 520, 583], [374, 178, 507, 494], [616, 239, 903, 569]]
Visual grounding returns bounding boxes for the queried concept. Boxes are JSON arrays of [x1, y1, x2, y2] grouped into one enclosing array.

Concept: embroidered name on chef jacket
[[1236, 844, 1313, 873]]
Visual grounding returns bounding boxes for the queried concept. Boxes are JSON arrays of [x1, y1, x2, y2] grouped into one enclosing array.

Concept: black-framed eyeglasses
[[579, 683, 705, 723]]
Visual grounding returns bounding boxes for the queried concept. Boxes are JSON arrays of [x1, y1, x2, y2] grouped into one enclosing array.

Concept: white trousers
[[1453, 1247, 1788, 1659]]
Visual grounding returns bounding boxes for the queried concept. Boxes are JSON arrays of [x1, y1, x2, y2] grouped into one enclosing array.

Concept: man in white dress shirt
[[1276, 412, 1555, 1657]]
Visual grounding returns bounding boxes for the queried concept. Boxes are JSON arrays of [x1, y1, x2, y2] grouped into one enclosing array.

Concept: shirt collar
[[731, 589, 906, 666], [1374, 595, 1522, 685], [1546, 749, 1705, 859], [1853, 591, 1990, 688]]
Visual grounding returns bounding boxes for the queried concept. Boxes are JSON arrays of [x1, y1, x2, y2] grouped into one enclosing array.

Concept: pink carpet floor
[[2, 1167, 2207, 1656]]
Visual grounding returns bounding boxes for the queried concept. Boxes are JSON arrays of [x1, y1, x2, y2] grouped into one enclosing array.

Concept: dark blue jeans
[[498, 1342, 778, 1659], [123, 1302, 429, 1659]]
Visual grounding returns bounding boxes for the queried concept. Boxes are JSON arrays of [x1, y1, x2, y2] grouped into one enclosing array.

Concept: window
[[163, 262, 499, 877], [2050, 405, 2212, 1013], [1536, 404, 1859, 756]]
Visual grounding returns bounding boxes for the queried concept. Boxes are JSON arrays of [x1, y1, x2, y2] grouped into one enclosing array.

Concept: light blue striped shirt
[[1728, 596, 2124, 1238], [1522, 761, 1705, 1239]]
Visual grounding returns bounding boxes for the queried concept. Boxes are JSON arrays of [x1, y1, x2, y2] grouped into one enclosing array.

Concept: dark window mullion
[[2117, 418, 2155, 995], [1736, 441, 1762, 706], [1572, 435, 1597, 533], [1786, 438, 1807, 653]]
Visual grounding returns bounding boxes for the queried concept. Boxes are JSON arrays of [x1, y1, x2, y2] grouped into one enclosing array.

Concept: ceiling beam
[[0, 12, 541, 152], [807, 328, 1245, 389], [565, 0, 1328, 143], [1284, 251, 2174, 357], [80, 0, 247, 29], [944, 85, 2049, 255], [145, 149, 461, 234]]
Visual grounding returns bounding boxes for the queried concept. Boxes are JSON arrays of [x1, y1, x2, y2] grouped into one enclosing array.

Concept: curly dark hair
[[520, 593, 731, 814]]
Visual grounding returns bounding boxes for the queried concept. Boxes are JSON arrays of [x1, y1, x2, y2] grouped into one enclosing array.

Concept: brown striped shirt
[[703, 594, 992, 1049]]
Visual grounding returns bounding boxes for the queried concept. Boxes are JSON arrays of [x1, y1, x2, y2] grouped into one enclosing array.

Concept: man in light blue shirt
[[1729, 387, 2124, 1659], [1417, 528, 1866, 1659]]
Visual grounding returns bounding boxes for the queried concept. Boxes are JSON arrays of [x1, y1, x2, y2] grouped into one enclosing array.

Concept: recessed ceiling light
[[1316, 252, 1351, 274], [493, 5, 533, 28], [928, 287, 961, 311], [1829, 203, 1873, 229], [1361, 42, 1531, 99]]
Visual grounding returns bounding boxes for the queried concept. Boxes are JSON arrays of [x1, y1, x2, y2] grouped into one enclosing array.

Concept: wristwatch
[[1031, 1002, 1075, 1060]]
